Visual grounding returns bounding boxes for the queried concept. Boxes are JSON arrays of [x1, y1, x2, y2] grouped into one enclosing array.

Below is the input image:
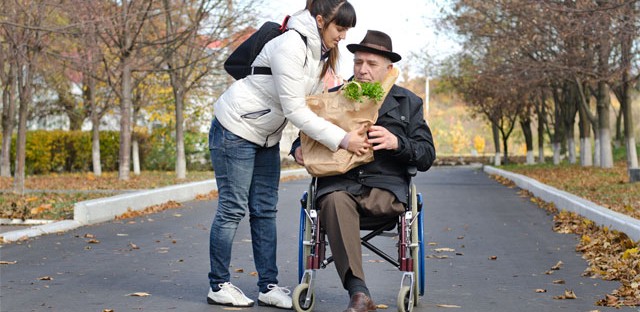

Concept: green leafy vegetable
[[343, 81, 384, 102]]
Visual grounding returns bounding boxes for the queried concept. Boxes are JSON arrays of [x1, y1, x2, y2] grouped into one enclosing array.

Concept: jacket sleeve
[[269, 32, 346, 152], [393, 94, 436, 172]]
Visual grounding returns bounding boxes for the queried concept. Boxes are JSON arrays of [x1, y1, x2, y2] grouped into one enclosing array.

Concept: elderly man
[[292, 30, 436, 312]]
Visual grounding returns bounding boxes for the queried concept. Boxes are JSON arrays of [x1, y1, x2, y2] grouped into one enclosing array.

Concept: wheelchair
[[292, 169, 425, 312]]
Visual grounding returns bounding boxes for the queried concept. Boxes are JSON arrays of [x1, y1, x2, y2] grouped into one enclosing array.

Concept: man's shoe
[[258, 284, 293, 309], [343, 292, 377, 312], [207, 282, 255, 307]]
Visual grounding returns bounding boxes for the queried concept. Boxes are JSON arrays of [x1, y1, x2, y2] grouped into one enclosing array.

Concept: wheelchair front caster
[[397, 285, 413, 312], [292, 283, 315, 312]]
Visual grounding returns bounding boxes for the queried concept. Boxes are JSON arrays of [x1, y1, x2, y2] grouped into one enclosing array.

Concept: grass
[[502, 160, 640, 219], [0, 170, 214, 220]]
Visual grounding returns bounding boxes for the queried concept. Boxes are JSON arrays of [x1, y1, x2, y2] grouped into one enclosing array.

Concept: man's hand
[[294, 147, 304, 165], [347, 124, 371, 156], [368, 125, 398, 150]]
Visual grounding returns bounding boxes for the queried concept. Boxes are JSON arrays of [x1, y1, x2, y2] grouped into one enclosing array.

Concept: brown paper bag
[[301, 68, 399, 177]]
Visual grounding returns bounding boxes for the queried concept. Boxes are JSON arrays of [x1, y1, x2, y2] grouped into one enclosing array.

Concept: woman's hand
[[346, 125, 371, 156]]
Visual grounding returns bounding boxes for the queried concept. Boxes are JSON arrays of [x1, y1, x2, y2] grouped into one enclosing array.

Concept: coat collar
[[378, 85, 404, 117]]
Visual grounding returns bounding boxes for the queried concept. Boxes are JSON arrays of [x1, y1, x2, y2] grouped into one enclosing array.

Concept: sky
[[256, 0, 459, 79]]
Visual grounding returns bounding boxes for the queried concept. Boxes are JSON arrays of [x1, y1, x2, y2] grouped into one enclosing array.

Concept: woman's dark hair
[[307, 0, 356, 77]]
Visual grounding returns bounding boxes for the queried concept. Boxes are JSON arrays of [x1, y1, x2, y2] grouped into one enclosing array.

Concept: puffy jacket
[[213, 10, 346, 150]]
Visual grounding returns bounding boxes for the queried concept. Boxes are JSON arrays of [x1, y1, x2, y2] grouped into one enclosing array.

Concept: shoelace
[[219, 282, 249, 299], [266, 284, 291, 295]]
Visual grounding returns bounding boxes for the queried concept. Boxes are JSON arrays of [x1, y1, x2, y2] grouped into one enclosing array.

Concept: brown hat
[[347, 30, 402, 63]]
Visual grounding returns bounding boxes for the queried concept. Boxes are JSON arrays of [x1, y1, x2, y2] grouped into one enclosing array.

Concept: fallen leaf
[[434, 248, 455, 253], [84, 233, 95, 238], [249, 271, 258, 276], [553, 279, 565, 284], [103, 309, 114, 312], [38, 276, 53, 281], [436, 304, 461, 308], [234, 268, 244, 273], [489, 256, 498, 260], [0, 261, 17, 265], [87, 239, 100, 244], [553, 289, 577, 300], [551, 261, 563, 270], [127, 292, 151, 297], [376, 303, 388, 309], [535, 289, 547, 293], [129, 242, 139, 249]]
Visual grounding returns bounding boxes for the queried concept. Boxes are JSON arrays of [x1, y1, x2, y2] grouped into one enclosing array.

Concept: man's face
[[353, 51, 392, 83]]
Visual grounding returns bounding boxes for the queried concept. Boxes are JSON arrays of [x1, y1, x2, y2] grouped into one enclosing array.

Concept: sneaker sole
[[207, 296, 254, 307], [258, 299, 293, 310]]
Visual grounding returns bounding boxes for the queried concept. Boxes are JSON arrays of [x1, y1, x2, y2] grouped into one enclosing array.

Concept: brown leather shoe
[[343, 292, 377, 312]]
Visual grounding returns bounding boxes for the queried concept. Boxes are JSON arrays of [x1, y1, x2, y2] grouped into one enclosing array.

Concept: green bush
[[0, 129, 210, 174]]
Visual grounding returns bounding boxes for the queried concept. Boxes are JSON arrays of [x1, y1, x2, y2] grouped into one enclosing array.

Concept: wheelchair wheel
[[410, 184, 422, 305], [417, 193, 425, 296], [292, 283, 315, 312], [298, 192, 313, 282], [396, 285, 413, 312]]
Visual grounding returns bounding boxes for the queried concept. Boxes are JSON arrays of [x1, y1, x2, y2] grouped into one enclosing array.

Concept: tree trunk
[[87, 75, 102, 177], [567, 125, 576, 164], [492, 122, 501, 166], [537, 94, 546, 163], [578, 91, 592, 167], [175, 90, 186, 179], [118, 56, 132, 180], [619, 13, 638, 171], [131, 105, 140, 176], [14, 64, 31, 194], [132, 139, 140, 175], [596, 81, 613, 168], [520, 118, 534, 165], [1, 64, 16, 177]]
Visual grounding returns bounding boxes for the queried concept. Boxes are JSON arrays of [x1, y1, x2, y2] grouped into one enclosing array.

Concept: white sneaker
[[258, 284, 293, 309], [207, 282, 255, 307]]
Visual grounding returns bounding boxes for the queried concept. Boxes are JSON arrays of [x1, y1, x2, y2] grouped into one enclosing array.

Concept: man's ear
[[315, 15, 325, 29]]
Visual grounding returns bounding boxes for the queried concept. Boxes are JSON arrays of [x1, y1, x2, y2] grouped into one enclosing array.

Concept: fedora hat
[[347, 30, 401, 63]]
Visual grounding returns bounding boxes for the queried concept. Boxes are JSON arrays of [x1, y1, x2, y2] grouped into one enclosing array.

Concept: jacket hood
[[287, 10, 322, 61]]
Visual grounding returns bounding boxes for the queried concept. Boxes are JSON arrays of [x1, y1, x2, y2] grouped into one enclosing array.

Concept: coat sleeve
[[393, 93, 436, 172], [268, 33, 346, 152]]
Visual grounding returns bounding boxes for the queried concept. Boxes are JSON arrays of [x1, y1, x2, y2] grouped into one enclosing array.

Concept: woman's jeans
[[208, 118, 281, 293]]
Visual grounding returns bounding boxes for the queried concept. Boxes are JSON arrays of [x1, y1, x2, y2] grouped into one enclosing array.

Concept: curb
[[484, 165, 640, 242], [0, 168, 310, 243]]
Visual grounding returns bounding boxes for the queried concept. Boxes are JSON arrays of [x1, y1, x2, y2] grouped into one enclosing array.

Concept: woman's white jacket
[[213, 10, 346, 151]]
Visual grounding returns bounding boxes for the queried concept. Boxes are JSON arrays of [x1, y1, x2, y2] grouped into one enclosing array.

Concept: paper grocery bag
[[301, 67, 399, 177]]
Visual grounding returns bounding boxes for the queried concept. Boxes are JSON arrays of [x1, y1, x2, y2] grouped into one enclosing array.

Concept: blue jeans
[[208, 118, 281, 293]]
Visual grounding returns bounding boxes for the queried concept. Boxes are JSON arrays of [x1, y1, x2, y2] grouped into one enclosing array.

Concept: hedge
[[0, 130, 210, 174]]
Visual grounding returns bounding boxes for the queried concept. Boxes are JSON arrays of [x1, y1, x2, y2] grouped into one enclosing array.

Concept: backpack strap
[[250, 16, 307, 76]]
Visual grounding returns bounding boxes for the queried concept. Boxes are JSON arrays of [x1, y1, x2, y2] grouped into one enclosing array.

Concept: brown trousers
[[317, 188, 405, 285]]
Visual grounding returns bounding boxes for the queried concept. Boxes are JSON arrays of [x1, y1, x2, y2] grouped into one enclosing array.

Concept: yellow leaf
[[127, 292, 151, 297], [436, 304, 461, 308]]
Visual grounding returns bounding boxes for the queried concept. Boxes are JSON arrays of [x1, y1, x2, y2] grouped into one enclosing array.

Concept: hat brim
[[347, 44, 402, 63]]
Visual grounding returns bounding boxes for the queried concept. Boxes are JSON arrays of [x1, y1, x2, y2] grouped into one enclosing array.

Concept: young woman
[[207, 0, 365, 309]]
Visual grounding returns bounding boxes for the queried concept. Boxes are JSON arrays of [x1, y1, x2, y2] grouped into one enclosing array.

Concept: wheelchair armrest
[[407, 166, 417, 177]]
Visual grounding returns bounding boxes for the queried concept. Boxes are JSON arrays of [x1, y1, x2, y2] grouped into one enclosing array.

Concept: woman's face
[[316, 16, 350, 49]]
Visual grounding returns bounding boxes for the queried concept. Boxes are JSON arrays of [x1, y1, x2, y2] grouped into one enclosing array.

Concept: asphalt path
[[0, 166, 636, 312]]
